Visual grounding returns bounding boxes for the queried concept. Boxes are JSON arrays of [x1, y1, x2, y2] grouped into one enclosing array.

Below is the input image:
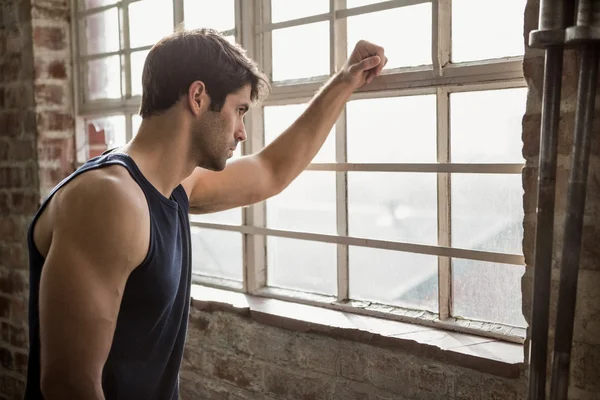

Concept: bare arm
[[183, 40, 387, 214], [39, 169, 149, 399]]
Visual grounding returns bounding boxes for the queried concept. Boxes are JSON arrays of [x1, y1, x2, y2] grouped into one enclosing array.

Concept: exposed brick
[[0, 267, 27, 294], [37, 137, 73, 169], [0, 375, 25, 399], [47, 60, 67, 79], [13, 351, 28, 375], [263, 366, 331, 400], [31, 3, 70, 22], [0, 58, 21, 83], [32, 26, 65, 51], [0, 347, 12, 369], [36, 111, 73, 133], [9, 140, 36, 162], [197, 350, 263, 393], [10, 297, 28, 326], [0, 140, 8, 162], [34, 83, 65, 107], [10, 190, 39, 214], [1, 322, 27, 348], [0, 295, 10, 319], [0, 244, 27, 271], [0, 111, 22, 138], [38, 166, 68, 188], [572, 342, 600, 392]]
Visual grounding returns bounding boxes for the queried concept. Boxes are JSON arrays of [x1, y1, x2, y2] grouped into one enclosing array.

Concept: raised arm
[[183, 40, 387, 214], [38, 168, 149, 399]]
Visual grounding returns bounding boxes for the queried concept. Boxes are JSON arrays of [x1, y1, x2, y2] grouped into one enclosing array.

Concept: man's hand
[[338, 40, 388, 89]]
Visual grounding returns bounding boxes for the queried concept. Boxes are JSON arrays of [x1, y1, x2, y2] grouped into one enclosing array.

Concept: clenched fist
[[338, 40, 388, 89]]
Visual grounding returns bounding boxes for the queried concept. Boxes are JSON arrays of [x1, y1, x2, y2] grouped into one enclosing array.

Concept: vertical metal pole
[[550, 2, 600, 396], [527, 1, 574, 398]]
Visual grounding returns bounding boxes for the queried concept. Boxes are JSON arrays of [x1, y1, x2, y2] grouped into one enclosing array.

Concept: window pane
[[191, 227, 243, 281], [189, 208, 242, 226], [348, 172, 437, 245], [452, 0, 526, 62], [347, 4, 431, 70], [347, 95, 436, 163], [83, 0, 117, 9], [349, 247, 438, 312], [452, 259, 526, 327], [86, 56, 121, 101], [451, 88, 527, 163], [82, 9, 120, 55], [264, 103, 335, 163], [184, 0, 235, 31], [346, 0, 387, 7], [131, 50, 149, 96], [271, 0, 329, 23], [451, 174, 523, 254], [132, 114, 142, 136], [86, 115, 126, 149], [267, 171, 336, 235], [267, 237, 336, 296], [129, 0, 173, 48], [272, 22, 330, 81]]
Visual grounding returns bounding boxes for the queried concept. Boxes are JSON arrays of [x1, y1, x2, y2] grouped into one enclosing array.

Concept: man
[[24, 28, 386, 399]]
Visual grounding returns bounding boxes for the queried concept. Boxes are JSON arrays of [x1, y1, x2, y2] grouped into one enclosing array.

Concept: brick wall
[[0, 0, 74, 398], [520, 0, 600, 399], [1, 0, 600, 399]]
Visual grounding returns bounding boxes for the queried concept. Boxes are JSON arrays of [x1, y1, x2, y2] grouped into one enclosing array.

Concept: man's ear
[[188, 81, 209, 116]]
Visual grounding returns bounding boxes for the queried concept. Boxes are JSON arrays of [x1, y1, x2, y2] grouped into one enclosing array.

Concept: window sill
[[190, 285, 525, 380]]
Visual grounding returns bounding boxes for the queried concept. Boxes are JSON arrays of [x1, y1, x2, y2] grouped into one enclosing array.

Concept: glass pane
[[184, 0, 235, 31], [451, 88, 527, 163], [347, 95, 436, 163], [191, 227, 243, 281], [264, 103, 335, 163], [350, 247, 438, 312], [131, 50, 149, 97], [347, 4, 431, 70], [189, 208, 242, 226], [267, 237, 336, 296], [452, 259, 526, 327], [129, 0, 174, 48], [86, 115, 126, 149], [86, 56, 121, 101], [132, 114, 142, 136], [451, 174, 524, 254], [452, 0, 526, 62], [267, 171, 336, 235], [346, 0, 387, 7], [348, 172, 437, 245], [83, 0, 117, 9], [271, 0, 329, 23], [272, 22, 330, 81], [82, 9, 120, 55]]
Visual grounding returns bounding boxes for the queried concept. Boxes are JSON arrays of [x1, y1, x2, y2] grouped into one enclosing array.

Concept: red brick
[[1, 322, 27, 348], [0, 295, 10, 319], [0, 58, 21, 83], [9, 140, 35, 162], [0, 268, 27, 294], [48, 60, 67, 79], [0, 140, 8, 161], [87, 123, 106, 145], [34, 83, 65, 107], [14, 351, 28, 375], [0, 347, 13, 369], [39, 166, 68, 188], [0, 87, 4, 108], [0, 111, 22, 137], [31, 3, 70, 21], [32, 26, 66, 51], [36, 111, 73, 132], [88, 146, 107, 159], [10, 191, 40, 214], [264, 365, 330, 400], [10, 297, 28, 326], [0, 374, 25, 397], [0, 167, 34, 189], [38, 137, 74, 170]]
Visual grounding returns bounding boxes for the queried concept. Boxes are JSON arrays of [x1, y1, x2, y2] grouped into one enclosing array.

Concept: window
[[73, 0, 528, 340]]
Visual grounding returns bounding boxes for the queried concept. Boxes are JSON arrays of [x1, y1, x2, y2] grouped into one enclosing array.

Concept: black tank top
[[24, 151, 192, 400]]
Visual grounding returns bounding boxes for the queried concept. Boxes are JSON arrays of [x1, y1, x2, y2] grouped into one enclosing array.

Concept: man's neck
[[121, 111, 198, 198]]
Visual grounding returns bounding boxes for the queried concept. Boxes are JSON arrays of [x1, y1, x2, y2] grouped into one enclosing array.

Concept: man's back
[[25, 152, 192, 400]]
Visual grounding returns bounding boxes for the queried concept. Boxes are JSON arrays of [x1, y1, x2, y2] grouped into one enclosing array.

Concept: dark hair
[[139, 28, 270, 118]]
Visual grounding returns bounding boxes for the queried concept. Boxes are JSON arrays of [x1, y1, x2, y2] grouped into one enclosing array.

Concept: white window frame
[[72, 0, 528, 343]]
